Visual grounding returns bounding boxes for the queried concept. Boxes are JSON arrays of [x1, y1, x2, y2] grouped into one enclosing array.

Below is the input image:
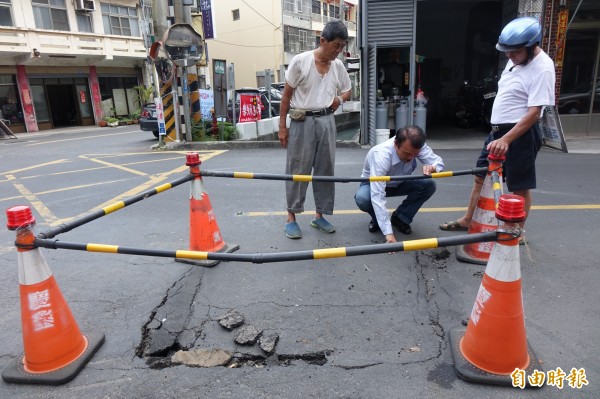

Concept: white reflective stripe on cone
[[18, 250, 53, 285], [485, 242, 520, 282], [472, 207, 496, 225]]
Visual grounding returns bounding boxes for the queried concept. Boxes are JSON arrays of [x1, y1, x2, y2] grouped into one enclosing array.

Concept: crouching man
[[354, 126, 444, 243]]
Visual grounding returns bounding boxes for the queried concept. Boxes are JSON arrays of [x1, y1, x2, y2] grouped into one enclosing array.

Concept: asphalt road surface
[[0, 126, 598, 398]]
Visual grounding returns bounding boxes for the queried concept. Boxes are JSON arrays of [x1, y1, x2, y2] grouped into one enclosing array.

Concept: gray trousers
[[285, 114, 336, 215]]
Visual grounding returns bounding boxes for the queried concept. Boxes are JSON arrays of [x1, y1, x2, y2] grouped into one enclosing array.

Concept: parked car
[[139, 103, 159, 138], [227, 87, 282, 121], [558, 79, 600, 114], [271, 82, 285, 92]]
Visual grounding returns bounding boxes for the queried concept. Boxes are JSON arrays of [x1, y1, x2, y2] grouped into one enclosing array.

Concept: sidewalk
[[8, 124, 600, 154]]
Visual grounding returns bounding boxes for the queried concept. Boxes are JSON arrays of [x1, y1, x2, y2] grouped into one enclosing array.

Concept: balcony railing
[[309, 13, 357, 31], [0, 26, 147, 64]]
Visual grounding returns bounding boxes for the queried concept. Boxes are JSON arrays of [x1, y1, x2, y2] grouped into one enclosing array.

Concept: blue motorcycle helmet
[[496, 17, 542, 67], [496, 17, 541, 51]]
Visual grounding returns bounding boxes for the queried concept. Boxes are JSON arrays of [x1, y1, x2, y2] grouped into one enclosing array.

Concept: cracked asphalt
[[0, 126, 598, 398]]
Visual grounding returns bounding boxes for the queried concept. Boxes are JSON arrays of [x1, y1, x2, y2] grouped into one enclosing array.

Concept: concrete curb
[[157, 140, 363, 151]]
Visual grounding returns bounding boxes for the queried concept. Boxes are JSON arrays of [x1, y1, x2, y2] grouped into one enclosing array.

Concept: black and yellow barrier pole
[[37, 173, 194, 239], [491, 170, 503, 207], [34, 231, 501, 264], [200, 167, 488, 183]]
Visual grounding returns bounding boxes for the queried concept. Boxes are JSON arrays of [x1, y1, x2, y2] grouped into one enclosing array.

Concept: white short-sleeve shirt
[[491, 50, 556, 124], [285, 50, 351, 110]]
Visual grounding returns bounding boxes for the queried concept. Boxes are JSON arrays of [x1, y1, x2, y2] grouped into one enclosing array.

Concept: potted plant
[[99, 120, 107, 127], [130, 110, 141, 124], [134, 85, 155, 106], [104, 117, 119, 127]]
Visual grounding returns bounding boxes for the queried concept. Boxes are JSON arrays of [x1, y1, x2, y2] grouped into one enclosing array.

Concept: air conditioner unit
[[75, 0, 96, 12]]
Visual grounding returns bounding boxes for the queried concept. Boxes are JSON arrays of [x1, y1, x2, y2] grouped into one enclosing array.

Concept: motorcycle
[[455, 77, 497, 129]]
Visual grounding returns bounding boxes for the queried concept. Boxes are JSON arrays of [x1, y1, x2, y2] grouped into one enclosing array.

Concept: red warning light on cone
[[6, 206, 36, 230]]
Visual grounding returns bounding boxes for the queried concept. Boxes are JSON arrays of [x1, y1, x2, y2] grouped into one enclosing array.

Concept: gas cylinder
[[414, 99, 427, 133], [395, 97, 409, 131], [376, 101, 388, 129]]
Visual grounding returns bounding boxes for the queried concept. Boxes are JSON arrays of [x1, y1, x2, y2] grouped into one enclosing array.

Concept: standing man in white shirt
[[439, 17, 555, 244], [355, 126, 444, 243], [278, 19, 352, 239]]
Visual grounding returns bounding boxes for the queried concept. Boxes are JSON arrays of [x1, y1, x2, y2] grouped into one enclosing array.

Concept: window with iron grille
[[311, 0, 320, 15], [284, 0, 309, 16], [32, 0, 69, 31], [0, 0, 13, 26], [284, 26, 312, 53], [232, 9, 239, 21], [299, 30, 307, 51], [283, 0, 294, 13], [100, 2, 140, 37], [329, 4, 339, 19]]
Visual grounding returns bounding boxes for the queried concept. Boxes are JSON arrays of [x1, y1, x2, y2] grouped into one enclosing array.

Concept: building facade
[[205, 0, 358, 89], [359, 0, 600, 145], [0, 0, 151, 133]]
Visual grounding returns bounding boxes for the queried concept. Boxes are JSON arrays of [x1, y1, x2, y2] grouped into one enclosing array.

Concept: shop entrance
[[29, 77, 94, 131], [46, 85, 78, 127]]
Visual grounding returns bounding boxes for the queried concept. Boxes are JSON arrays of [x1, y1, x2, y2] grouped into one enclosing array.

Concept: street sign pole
[[181, 64, 192, 141]]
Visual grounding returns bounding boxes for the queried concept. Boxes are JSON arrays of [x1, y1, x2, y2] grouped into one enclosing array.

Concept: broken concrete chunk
[[171, 349, 232, 368], [219, 309, 245, 330], [234, 325, 263, 345], [259, 333, 279, 354]]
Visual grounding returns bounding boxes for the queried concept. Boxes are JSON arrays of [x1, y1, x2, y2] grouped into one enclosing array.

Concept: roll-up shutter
[[367, 0, 414, 46], [362, 0, 416, 145], [367, 44, 377, 146]]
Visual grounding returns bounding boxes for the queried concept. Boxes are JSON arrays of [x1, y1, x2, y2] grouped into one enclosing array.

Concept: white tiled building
[[0, 0, 152, 132]]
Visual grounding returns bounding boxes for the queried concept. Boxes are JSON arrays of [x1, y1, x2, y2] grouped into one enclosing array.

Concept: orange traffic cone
[[176, 153, 239, 267], [456, 154, 505, 264], [2, 206, 104, 385], [450, 194, 542, 386]]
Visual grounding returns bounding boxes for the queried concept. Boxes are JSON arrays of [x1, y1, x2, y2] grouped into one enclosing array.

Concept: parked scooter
[[455, 77, 497, 129]]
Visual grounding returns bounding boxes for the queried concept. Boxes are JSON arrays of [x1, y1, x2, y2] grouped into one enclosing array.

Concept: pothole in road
[[134, 277, 331, 370]]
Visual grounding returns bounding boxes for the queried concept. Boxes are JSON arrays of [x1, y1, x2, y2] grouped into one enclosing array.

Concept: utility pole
[[172, 0, 196, 141]]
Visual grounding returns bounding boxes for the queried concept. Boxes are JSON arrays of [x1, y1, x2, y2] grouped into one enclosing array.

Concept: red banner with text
[[238, 94, 262, 123]]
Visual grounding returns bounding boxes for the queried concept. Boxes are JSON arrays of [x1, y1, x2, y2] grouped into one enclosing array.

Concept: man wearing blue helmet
[[440, 17, 555, 243]]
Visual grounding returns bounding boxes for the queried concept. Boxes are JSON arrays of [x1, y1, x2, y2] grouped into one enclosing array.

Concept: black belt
[[304, 108, 334, 117], [491, 123, 516, 132]]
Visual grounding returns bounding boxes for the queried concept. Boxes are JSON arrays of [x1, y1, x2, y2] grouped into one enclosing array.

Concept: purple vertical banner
[[201, 0, 215, 39]]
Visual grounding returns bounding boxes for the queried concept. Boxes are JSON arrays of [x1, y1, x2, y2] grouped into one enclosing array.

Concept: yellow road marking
[[66, 150, 226, 221], [2, 150, 227, 226], [24, 130, 135, 146], [82, 155, 147, 176], [240, 205, 600, 217], [0, 159, 70, 175], [11, 177, 59, 226], [81, 151, 215, 157], [17, 152, 221, 180], [0, 179, 131, 203], [532, 204, 600, 210]]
